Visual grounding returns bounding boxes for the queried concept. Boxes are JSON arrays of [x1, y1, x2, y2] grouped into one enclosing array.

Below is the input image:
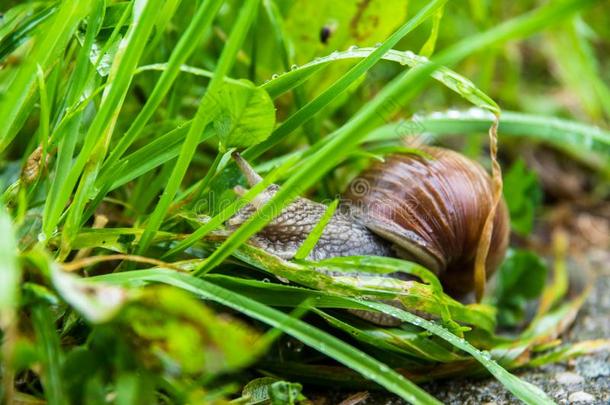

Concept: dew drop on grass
[[290, 64, 298, 70], [37, 232, 46, 242], [374, 42, 382, 48], [271, 74, 279, 79], [456, 81, 475, 95], [481, 350, 492, 361], [262, 278, 270, 283], [348, 45, 359, 51]]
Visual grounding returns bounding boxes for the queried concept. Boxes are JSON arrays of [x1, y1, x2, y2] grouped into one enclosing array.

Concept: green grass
[[1, 0, 609, 404]]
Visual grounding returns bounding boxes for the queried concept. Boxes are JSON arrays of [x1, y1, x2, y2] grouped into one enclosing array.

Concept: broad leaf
[[207, 80, 276, 149]]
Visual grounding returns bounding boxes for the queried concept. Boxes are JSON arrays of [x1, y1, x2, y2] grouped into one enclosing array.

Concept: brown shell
[[342, 147, 510, 297]]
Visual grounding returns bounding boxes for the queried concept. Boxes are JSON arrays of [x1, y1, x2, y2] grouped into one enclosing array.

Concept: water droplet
[[262, 278, 271, 283], [330, 50, 339, 59], [374, 42, 382, 48], [37, 232, 46, 242], [481, 350, 492, 360], [348, 45, 359, 51], [456, 81, 475, 95], [271, 74, 279, 79], [290, 64, 298, 70]]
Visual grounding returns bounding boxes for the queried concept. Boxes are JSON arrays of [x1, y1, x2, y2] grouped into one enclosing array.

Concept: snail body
[[228, 147, 509, 303]]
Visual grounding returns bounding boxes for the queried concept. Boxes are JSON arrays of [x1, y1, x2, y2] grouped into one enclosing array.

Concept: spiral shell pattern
[[342, 147, 510, 296]]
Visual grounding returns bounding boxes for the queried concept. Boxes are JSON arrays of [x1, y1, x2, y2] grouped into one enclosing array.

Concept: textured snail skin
[[342, 147, 510, 296], [227, 185, 392, 260]]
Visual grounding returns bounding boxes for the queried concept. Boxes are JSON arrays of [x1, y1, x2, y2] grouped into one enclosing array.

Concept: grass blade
[[92, 269, 443, 405], [99, 0, 224, 176], [365, 109, 610, 171], [244, 0, 448, 160], [294, 199, 339, 260], [137, 0, 260, 255], [358, 300, 555, 405], [0, 1, 93, 152], [0, 208, 20, 403], [60, 0, 166, 256], [31, 305, 64, 405]]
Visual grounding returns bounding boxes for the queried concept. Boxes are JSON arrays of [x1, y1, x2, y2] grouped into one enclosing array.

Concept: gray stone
[[568, 391, 596, 403], [555, 371, 585, 386]]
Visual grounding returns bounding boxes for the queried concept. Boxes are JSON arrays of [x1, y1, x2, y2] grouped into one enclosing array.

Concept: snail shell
[[342, 147, 510, 297]]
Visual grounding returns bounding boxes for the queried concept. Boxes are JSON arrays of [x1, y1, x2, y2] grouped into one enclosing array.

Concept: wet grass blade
[[31, 305, 64, 405], [244, 0, 448, 160], [366, 109, 610, 171], [92, 269, 443, 405], [357, 300, 555, 405], [137, 0, 260, 255], [100, 0, 224, 176], [0, 1, 93, 152], [60, 0, 166, 256]]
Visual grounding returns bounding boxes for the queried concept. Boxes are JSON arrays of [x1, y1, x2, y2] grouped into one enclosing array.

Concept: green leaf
[[208, 80, 276, 149], [50, 267, 128, 324], [118, 285, 262, 376], [494, 250, 548, 327], [60, 0, 166, 256], [241, 377, 306, 405], [269, 380, 305, 405], [284, 0, 408, 64], [280, 0, 409, 100], [503, 159, 543, 236]]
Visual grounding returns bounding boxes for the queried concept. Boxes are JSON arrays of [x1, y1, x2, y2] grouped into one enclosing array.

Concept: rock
[[568, 391, 596, 403], [555, 371, 584, 386], [577, 357, 610, 379]]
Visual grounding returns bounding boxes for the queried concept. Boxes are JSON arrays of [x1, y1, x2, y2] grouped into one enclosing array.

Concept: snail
[[227, 147, 510, 324]]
